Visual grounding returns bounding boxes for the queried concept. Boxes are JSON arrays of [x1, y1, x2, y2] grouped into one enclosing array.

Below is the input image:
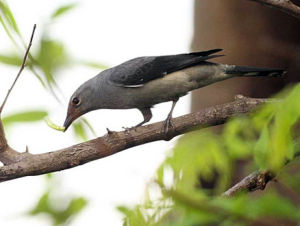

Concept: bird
[[63, 49, 285, 132]]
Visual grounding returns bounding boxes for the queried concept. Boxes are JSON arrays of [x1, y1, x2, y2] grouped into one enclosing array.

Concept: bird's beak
[[63, 109, 81, 132], [63, 115, 73, 132]]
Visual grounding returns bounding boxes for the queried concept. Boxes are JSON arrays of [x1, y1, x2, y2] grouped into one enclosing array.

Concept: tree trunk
[[191, 0, 300, 111]]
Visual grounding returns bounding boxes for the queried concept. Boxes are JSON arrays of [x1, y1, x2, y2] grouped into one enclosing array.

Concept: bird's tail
[[224, 65, 286, 77]]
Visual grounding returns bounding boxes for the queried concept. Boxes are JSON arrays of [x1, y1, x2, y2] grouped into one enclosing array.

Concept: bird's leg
[[134, 108, 152, 127], [123, 108, 152, 131], [163, 98, 178, 133]]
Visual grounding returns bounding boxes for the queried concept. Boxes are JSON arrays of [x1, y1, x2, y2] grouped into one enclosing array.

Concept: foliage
[[119, 84, 300, 225], [0, 1, 95, 225], [1, 1, 300, 225], [2, 110, 48, 127], [0, 0, 107, 141], [28, 174, 88, 226]]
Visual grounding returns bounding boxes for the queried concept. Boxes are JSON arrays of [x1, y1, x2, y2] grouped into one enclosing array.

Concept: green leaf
[[45, 117, 65, 132], [253, 125, 270, 169], [36, 39, 69, 84], [73, 121, 88, 141], [51, 3, 77, 19], [29, 192, 51, 215], [0, 53, 22, 66], [0, 14, 20, 47], [0, 0, 20, 35], [2, 110, 48, 127], [79, 60, 109, 70], [65, 197, 88, 217], [81, 118, 97, 136], [28, 174, 88, 226]]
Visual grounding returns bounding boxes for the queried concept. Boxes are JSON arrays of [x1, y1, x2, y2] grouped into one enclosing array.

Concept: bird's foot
[[122, 121, 146, 132], [162, 115, 174, 134], [122, 126, 138, 133]]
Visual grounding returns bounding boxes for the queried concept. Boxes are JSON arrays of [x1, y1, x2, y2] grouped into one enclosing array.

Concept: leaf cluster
[[119, 84, 300, 226], [28, 175, 88, 226], [0, 0, 106, 140]]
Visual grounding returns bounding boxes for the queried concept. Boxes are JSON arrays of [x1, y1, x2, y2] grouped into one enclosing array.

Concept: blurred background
[[0, 0, 300, 226], [0, 0, 192, 225]]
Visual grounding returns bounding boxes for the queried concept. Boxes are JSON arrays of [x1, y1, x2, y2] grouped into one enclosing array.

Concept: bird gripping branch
[[63, 49, 285, 132]]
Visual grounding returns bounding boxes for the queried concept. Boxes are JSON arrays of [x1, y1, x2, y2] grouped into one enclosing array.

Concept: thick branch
[[249, 0, 300, 19], [0, 96, 267, 182]]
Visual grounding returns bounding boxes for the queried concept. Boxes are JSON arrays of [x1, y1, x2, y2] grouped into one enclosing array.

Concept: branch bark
[[0, 95, 267, 182], [249, 0, 300, 20], [222, 171, 275, 197], [222, 151, 300, 196]]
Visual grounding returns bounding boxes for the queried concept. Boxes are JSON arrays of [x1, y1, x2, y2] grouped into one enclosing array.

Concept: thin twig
[[222, 171, 274, 197], [222, 151, 300, 196], [0, 24, 36, 114]]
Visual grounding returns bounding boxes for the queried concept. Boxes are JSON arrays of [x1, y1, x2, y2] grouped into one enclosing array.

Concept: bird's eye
[[72, 97, 80, 106]]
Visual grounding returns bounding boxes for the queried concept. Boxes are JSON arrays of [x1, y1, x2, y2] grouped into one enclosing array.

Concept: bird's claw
[[122, 126, 137, 132], [162, 116, 174, 134]]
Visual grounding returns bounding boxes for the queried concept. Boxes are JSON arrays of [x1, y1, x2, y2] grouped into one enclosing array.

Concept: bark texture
[[0, 96, 266, 182]]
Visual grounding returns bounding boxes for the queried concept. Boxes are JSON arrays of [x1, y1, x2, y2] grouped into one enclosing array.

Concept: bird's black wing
[[108, 49, 224, 87]]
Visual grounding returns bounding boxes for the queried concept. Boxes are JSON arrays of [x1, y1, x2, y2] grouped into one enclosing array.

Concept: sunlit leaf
[[65, 197, 88, 216], [37, 38, 69, 83], [253, 125, 269, 169], [29, 192, 51, 215], [29, 175, 88, 226], [73, 121, 88, 141], [2, 110, 48, 126], [0, 53, 22, 66], [119, 83, 300, 226], [51, 3, 77, 20], [80, 60, 109, 70], [0, 0, 20, 35], [81, 117, 97, 136], [45, 117, 65, 132], [0, 14, 20, 47]]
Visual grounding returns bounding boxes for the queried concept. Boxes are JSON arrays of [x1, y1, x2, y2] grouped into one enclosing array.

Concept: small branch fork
[[249, 0, 300, 20]]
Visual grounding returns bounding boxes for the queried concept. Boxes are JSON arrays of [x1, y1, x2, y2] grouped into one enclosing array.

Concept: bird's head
[[63, 81, 96, 131]]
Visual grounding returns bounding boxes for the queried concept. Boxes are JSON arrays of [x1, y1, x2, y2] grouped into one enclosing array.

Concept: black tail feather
[[189, 49, 223, 57], [225, 65, 286, 77]]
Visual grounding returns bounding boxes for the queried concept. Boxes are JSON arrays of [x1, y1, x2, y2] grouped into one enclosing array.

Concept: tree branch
[[249, 0, 300, 20], [222, 171, 275, 197], [0, 95, 267, 182], [0, 24, 36, 165], [218, 0, 300, 197], [222, 151, 300, 196]]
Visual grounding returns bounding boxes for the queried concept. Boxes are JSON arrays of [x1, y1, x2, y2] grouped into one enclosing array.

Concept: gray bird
[[63, 49, 284, 132]]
